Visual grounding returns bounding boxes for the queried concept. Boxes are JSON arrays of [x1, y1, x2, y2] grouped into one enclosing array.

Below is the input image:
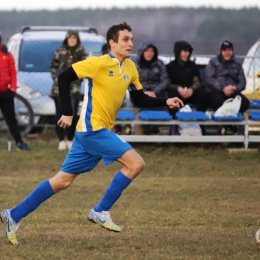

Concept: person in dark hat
[[166, 40, 209, 118], [205, 40, 249, 114], [0, 31, 30, 150], [50, 30, 87, 150]]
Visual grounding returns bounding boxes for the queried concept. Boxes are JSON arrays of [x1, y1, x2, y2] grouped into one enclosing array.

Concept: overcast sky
[[1, 0, 260, 11]]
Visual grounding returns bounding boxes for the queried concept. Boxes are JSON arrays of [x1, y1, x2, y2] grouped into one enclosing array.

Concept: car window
[[19, 39, 104, 72], [248, 45, 260, 77], [81, 41, 104, 56]]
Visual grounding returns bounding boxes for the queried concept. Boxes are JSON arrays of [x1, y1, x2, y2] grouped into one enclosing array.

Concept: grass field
[[1, 134, 260, 259]]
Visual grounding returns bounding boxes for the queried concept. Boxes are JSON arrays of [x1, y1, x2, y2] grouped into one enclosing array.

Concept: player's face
[[111, 30, 133, 60], [221, 48, 233, 61], [143, 47, 155, 61], [67, 35, 78, 47]]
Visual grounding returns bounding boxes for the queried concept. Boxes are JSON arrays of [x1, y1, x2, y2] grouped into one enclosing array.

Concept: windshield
[[19, 39, 105, 72]]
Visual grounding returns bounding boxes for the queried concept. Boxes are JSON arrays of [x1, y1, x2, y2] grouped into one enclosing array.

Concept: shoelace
[[102, 211, 112, 221]]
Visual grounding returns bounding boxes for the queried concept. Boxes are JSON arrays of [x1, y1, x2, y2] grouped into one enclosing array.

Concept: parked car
[[7, 26, 106, 126], [242, 38, 260, 99]]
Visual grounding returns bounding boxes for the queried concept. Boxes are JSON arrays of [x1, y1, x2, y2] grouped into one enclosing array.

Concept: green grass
[[1, 135, 260, 259]]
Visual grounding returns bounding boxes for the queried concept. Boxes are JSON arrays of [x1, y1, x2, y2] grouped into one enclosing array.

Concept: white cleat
[[0, 209, 20, 245], [88, 207, 122, 232]]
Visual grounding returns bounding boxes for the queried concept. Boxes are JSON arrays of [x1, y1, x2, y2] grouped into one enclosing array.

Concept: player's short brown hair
[[106, 22, 132, 48]]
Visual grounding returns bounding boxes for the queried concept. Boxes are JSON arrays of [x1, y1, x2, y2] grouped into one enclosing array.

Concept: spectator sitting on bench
[[166, 41, 208, 119], [205, 40, 249, 114], [134, 40, 168, 99], [133, 40, 168, 134], [205, 40, 249, 135]]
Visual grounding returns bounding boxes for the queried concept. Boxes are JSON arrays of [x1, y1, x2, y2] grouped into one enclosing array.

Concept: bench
[[115, 109, 250, 148]]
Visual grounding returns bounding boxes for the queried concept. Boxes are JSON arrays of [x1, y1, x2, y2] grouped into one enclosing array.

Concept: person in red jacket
[[0, 32, 30, 150]]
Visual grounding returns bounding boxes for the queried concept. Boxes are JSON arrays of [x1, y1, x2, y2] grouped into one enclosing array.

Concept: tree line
[[1, 7, 260, 55]]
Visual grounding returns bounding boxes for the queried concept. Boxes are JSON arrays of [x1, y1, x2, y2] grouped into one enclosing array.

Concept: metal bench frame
[[115, 119, 250, 148]]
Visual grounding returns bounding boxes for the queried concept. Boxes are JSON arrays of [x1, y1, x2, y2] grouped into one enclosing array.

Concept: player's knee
[[50, 177, 73, 192], [59, 179, 72, 190], [130, 158, 145, 175], [138, 159, 145, 172]]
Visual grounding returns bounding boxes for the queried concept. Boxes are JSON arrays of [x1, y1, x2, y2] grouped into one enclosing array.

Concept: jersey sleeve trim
[[128, 83, 139, 91]]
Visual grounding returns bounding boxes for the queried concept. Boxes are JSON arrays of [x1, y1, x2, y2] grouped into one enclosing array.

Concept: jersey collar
[[108, 52, 115, 58], [108, 52, 124, 67]]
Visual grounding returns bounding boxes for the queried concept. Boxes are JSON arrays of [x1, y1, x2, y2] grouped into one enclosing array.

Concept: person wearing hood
[[133, 40, 168, 134], [134, 40, 168, 99], [166, 41, 208, 118], [50, 30, 87, 150], [0, 31, 30, 150], [205, 40, 249, 113]]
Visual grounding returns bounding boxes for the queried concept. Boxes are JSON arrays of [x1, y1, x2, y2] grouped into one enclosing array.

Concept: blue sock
[[11, 180, 55, 223], [94, 171, 132, 212]]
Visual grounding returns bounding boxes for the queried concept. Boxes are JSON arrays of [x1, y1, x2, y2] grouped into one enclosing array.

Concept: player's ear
[[109, 39, 116, 49]]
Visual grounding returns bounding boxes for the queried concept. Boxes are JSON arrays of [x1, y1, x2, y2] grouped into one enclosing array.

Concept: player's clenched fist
[[166, 97, 184, 109], [57, 115, 73, 128]]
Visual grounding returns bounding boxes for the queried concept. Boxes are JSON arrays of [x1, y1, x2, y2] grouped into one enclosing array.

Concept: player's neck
[[110, 51, 126, 64]]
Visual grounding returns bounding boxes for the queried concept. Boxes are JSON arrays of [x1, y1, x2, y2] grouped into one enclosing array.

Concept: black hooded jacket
[[166, 41, 202, 90]]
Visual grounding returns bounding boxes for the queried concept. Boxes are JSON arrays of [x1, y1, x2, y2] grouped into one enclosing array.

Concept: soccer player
[[0, 22, 183, 245]]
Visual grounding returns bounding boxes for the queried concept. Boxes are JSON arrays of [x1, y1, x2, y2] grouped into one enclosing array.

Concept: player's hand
[[166, 97, 184, 109], [57, 115, 73, 129], [144, 91, 156, 97]]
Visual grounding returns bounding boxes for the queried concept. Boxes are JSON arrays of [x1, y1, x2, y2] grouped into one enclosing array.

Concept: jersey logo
[[124, 74, 129, 81], [96, 215, 106, 224], [109, 70, 114, 76]]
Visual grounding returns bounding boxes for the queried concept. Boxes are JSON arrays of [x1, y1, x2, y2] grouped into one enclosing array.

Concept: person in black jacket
[[166, 41, 209, 118]]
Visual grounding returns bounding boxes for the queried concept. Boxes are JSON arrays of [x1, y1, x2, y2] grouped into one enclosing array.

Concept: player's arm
[[129, 64, 183, 109], [57, 66, 79, 128], [57, 57, 99, 128], [130, 89, 183, 109]]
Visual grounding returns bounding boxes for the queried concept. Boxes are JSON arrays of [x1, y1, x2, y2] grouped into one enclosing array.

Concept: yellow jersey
[[72, 53, 142, 132]]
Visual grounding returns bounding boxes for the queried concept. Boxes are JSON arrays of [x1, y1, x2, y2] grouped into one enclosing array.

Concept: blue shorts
[[60, 129, 132, 174]]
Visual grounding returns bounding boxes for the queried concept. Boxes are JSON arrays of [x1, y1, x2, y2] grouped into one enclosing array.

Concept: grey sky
[[1, 0, 260, 10]]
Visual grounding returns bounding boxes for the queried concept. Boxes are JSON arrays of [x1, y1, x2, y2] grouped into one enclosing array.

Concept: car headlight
[[17, 82, 42, 99]]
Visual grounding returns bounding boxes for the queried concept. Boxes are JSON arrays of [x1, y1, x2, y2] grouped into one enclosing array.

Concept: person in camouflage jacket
[[50, 30, 87, 150]]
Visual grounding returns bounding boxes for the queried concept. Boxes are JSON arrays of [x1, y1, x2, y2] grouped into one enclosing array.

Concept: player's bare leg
[[117, 149, 145, 180]]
